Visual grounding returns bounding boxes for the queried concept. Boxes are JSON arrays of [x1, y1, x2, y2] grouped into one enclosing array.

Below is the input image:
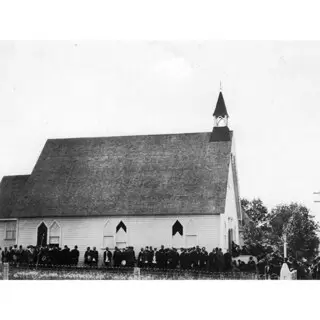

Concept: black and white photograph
[[1, 40, 320, 282]]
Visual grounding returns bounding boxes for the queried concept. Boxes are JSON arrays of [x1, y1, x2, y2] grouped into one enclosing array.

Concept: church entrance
[[228, 229, 233, 252], [37, 222, 48, 246]]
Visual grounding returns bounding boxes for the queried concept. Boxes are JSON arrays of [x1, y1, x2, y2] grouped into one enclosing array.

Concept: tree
[[241, 198, 269, 224], [241, 198, 271, 253], [269, 203, 320, 259]]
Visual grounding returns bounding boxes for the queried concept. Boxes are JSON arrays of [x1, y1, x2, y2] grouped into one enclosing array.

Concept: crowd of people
[[2, 243, 318, 279], [0, 244, 259, 273], [0, 244, 80, 266]]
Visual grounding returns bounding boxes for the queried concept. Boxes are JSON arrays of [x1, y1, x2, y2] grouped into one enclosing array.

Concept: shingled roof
[[0, 175, 30, 218], [2, 132, 234, 218]]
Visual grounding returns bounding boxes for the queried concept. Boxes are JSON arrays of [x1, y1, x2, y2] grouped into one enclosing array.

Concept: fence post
[[3, 262, 9, 280], [134, 267, 140, 280]]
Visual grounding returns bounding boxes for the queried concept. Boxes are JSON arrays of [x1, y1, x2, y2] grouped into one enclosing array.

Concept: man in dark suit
[[61, 245, 71, 266], [91, 247, 99, 267], [157, 245, 166, 269], [70, 245, 80, 266], [216, 248, 225, 272], [84, 247, 92, 266], [223, 249, 232, 271], [1, 247, 9, 263], [103, 247, 112, 267], [142, 247, 149, 268], [138, 248, 144, 268], [148, 247, 154, 268], [200, 247, 208, 270], [208, 248, 216, 272], [113, 247, 121, 267], [127, 247, 135, 268]]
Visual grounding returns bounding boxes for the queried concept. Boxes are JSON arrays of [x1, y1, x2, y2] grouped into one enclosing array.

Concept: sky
[[1, 41, 320, 221]]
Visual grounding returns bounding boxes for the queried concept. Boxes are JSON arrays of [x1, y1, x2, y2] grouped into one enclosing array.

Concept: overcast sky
[[1, 41, 320, 220]]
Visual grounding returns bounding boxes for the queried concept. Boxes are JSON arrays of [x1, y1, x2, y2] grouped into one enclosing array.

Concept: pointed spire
[[213, 91, 229, 118]]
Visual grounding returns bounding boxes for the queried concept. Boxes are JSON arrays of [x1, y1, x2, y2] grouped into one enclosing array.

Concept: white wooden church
[[0, 92, 243, 263]]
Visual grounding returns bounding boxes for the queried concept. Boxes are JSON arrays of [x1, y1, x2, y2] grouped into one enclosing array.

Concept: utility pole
[[283, 234, 287, 258]]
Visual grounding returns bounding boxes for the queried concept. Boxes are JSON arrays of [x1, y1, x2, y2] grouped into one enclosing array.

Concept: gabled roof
[[3, 132, 233, 218], [213, 92, 229, 117], [0, 175, 30, 218]]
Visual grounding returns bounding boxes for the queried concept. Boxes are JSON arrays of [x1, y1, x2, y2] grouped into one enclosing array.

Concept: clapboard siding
[[220, 156, 240, 249], [16, 215, 220, 265]]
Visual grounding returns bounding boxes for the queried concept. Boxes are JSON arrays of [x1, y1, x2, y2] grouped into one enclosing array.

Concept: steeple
[[210, 91, 231, 142], [213, 91, 229, 126]]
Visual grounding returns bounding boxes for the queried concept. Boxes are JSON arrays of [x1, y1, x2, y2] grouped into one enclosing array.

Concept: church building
[[0, 92, 243, 264]]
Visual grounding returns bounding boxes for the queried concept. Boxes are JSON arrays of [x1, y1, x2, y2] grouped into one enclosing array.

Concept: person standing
[[138, 248, 144, 268], [248, 256, 257, 272], [127, 247, 135, 268], [91, 247, 99, 267], [208, 249, 216, 272], [84, 247, 92, 266], [1, 247, 9, 263], [103, 247, 112, 267], [142, 247, 149, 268], [70, 245, 80, 266], [151, 248, 157, 268], [157, 245, 166, 269], [200, 247, 208, 270], [148, 247, 154, 268], [216, 248, 225, 272], [61, 245, 70, 266], [223, 250, 232, 271], [113, 247, 121, 267]]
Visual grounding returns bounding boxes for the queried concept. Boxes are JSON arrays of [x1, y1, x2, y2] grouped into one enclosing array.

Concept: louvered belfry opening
[[37, 222, 48, 246], [116, 221, 127, 233], [172, 220, 183, 236]]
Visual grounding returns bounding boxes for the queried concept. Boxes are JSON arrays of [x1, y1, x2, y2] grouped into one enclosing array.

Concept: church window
[[37, 222, 48, 246], [186, 220, 197, 248], [49, 221, 61, 246], [5, 221, 16, 240], [116, 221, 127, 233], [172, 221, 184, 248], [172, 220, 183, 236], [115, 221, 127, 248], [103, 221, 114, 249]]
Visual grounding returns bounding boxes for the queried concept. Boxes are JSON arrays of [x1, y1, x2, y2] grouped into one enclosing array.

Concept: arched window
[[116, 221, 127, 233], [37, 222, 48, 246], [116, 221, 127, 249], [186, 220, 197, 248], [172, 221, 184, 248], [49, 221, 61, 246], [172, 220, 183, 236], [103, 221, 114, 249]]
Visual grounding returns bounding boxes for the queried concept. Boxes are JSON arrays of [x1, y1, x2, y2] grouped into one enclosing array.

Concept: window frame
[[4, 221, 17, 240], [48, 220, 61, 247]]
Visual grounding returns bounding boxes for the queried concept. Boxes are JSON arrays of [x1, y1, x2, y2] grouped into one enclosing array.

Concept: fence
[[1, 263, 260, 280]]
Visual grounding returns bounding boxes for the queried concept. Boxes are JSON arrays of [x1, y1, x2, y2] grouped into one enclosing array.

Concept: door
[[37, 222, 48, 246], [228, 229, 233, 252]]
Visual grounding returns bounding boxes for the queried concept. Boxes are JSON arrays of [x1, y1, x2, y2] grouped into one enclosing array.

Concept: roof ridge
[[47, 131, 213, 141]]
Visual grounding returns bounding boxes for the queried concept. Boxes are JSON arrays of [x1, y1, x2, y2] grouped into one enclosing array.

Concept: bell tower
[[213, 91, 229, 127], [210, 91, 231, 142]]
